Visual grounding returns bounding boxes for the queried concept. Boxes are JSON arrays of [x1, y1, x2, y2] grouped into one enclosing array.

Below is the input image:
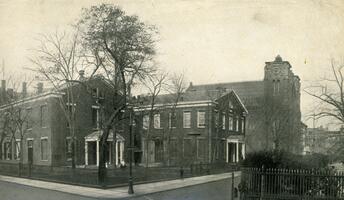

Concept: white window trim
[[222, 114, 226, 130], [4, 141, 12, 160], [236, 116, 239, 132], [197, 111, 206, 128], [142, 114, 149, 130], [241, 117, 245, 133], [154, 113, 161, 129], [169, 113, 176, 129], [228, 115, 233, 131], [40, 137, 49, 161], [183, 111, 191, 128]]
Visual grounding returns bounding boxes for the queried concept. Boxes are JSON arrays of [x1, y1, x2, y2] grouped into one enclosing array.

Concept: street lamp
[[128, 104, 134, 194]]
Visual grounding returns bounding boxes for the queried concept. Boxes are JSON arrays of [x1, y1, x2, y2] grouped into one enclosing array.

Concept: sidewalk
[[0, 171, 241, 199]]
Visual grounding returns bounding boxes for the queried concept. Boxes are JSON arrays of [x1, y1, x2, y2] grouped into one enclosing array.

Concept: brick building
[[134, 90, 248, 166], [0, 76, 126, 168], [186, 55, 302, 154]]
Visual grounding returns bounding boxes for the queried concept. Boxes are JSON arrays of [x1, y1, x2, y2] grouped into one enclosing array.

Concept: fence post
[[260, 165, 265, 200], [231, 171, 235, 200]]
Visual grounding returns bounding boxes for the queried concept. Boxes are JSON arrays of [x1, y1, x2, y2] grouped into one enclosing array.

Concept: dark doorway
[[228, 143, 237, 163], [155, 140, 164, 163], [27, 140, 33, 164], [87, 142, 97, 165]]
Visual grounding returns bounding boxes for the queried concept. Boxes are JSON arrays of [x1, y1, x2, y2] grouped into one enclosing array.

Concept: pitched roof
[[187, 80, 264, 99], [186, 80, 264, 107]]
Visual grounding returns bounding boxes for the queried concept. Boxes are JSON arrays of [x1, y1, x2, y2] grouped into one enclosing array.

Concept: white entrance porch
[[84, 130, 125, 167], [226, 139, 245, 163]]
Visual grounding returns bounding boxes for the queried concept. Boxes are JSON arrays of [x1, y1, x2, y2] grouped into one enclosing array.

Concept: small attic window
[[229, 101, 233, 109]]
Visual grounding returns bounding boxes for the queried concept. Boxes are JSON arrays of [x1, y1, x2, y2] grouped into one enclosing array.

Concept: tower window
[[273, 80, 280, 96]]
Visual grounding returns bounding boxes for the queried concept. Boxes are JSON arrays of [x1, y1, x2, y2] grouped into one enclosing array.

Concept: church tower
[[263, 55, 301, 153]]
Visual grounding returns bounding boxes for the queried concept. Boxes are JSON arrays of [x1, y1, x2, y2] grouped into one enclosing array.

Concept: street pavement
[[128, 177, 240, 200], [0, 172, 241, 200]]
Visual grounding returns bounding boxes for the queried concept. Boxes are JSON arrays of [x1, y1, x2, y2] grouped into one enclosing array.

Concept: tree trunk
[[0, 143, 2, 160], [98, 126, 110, 186]]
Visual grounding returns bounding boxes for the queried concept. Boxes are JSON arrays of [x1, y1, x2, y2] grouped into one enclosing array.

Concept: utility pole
[[128, 104, 134, 194]]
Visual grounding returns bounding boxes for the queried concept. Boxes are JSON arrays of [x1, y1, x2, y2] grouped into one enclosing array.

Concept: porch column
[[236, 142, 239, 163], [120, 141, 124, 163], [108, 142, 111, 165], [226, 141, 228, 163], [85, 141, 88, 165], [242, 143, 246, 159], [115, 141, 119, 166], [96, 140, 99, 166]]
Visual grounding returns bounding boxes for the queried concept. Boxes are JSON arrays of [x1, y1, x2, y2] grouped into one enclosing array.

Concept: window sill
[[197, 126, 206, 128], [41, 159, 49, 162]]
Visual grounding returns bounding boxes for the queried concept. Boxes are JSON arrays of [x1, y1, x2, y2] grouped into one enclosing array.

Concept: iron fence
[[241, 167, 344, 200]]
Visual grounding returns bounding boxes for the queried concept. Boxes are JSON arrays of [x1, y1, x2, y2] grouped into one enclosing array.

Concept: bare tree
[[164, 73, 187, 166], [29, 30, 88, 169], [0, 74, 34, 175], [77, 4, 157, 183], [304, 59, 344, 157], [140, 72, 167, 171], [304, 59, 344, 124]]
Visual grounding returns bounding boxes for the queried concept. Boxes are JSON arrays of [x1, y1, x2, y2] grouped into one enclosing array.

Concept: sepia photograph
[[0, 0, 344, 199]]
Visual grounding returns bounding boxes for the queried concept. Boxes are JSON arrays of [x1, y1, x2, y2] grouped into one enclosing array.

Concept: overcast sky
[[0, 0, 344, 129]]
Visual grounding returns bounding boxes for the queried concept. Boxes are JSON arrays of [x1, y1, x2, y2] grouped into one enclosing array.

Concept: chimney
[[79, 70, 85, 81], [22, 82, 27, 98], [189, 82, 193, 88], [37, 82, 43, 94]]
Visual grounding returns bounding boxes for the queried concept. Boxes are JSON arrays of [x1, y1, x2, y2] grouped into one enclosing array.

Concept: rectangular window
[[169, 112, 177, 128], [143, 115, 149, 129], [241, 117, 245, 133], [235, 116, 239, 132], [228, 115, 233, 131], [91, 106, 99, 129], [14, 140, 21, 160], [273, 80, 280, 96], [41, 138, 48, 161], [197, 111, 206, 128], [92, 88, 98, 98], [4, 141, 11, 160], [66, 138, 72, 161], [26, 108, 32, 130], [40, 105, 47, 127], [222, 114, 226, 130], [183, 111, 191, 128], [154, 114, 161, 129]]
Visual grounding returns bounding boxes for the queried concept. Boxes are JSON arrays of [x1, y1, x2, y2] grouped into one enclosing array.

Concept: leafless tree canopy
[[304, 59, 344, 125]]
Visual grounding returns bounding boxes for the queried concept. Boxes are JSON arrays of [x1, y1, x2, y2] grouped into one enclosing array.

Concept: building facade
[[134, 90, 248, 166], [0, 77, 126, 168], [186, 55, 302, 154]]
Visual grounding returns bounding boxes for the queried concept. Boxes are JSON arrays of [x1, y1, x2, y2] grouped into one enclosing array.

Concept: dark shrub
[[241, 150, 329, 169]]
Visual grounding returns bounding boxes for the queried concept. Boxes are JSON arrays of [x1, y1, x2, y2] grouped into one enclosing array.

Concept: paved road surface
[[0, 176, 240, 200]]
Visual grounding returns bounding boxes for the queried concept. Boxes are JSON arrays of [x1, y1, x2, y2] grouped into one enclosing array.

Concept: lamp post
[[128, 104, 134, 194]]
